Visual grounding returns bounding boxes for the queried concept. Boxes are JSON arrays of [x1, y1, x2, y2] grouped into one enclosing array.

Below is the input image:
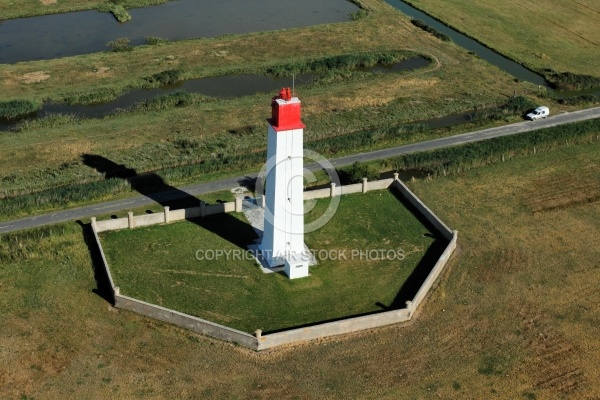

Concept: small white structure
[[259, 88, 309, 279], [525, 106, 550, 120]]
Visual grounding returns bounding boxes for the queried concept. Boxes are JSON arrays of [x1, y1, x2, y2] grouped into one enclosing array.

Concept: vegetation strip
[[1, 116, 599, 226]]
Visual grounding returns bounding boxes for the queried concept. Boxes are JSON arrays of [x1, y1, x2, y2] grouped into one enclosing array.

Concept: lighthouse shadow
[[81, 154, 257, 249]]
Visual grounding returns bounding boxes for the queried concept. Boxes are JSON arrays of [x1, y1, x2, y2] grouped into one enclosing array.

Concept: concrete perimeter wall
[[303, 188, 330, 200], [410, 231, 457, 314], [392, 179, 453, 241], [91, 175, 457, 351], [95, 201, 236, 232], [115, 294, 257, 348], [257, 308, 411, 350], [90, 220, 118, 305]]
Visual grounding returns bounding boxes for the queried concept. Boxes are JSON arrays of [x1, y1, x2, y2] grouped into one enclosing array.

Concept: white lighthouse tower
[[259, 87, 309, 279]]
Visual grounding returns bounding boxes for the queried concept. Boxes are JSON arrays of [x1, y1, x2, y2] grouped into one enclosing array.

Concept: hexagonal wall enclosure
[[90, 177, 457, 351]]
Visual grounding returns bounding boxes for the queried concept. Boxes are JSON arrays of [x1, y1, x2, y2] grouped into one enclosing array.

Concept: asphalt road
[[1, 106, 599, 234]]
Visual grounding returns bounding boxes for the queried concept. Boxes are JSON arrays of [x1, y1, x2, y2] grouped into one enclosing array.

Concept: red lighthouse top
[[269, 87, 305, 132]]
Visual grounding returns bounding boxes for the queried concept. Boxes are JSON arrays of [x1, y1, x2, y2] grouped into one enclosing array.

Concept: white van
[[525, 106, 550, 120]]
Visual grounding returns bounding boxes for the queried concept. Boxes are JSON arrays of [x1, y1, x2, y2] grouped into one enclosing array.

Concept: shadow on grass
[[189, 214, 258, 250], [76, 220, 115, 304], [387, 187, 450, 309], [81, 154, 259, 285], [267, 189, 451, 333], [82, 154, 258, 247], [82, 154, 201, 209], [389, 238, 448, 308]]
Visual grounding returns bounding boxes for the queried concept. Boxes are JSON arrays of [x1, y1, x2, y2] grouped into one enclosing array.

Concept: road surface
[[1, 106, 599, 234]]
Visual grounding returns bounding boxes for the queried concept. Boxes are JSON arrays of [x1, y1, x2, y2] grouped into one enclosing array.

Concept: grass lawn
[[404, 0, 600, 78], [99, 189, 440, 333], [0, 140, 599, 398]]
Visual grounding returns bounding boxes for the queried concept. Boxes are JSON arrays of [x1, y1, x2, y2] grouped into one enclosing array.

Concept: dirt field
[[1, 140, 598, 398]]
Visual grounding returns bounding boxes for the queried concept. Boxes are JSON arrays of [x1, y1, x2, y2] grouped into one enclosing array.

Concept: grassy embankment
[[1, 136, 598, 399], [99, 190, 440, 333], [0, 0, 168, 20], [403, 0, 600, 89], [1, 0, 554, 216]]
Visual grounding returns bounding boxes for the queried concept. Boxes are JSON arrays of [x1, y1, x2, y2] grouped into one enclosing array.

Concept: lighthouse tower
[[259, 88, 309, 279]]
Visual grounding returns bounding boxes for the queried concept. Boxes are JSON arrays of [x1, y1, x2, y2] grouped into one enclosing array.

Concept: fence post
[[235, 196, 243, 212], [393, 172, 399, 181], [128, 212, 134, 229], [164, 206, 170, 224], [362, 177, 368, 193], [200, 201, 206, 217], [405, 300, 413, 316], [330, 182, 337, 198]]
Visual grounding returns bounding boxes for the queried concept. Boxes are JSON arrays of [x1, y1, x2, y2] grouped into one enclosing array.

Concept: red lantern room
[[269, 87, 305, 132]]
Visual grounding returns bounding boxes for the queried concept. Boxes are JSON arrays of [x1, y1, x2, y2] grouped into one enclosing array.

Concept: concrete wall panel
[[95, 218, 128, 232], [115, 294, 257, 348], [411, 232, 457, 311], [170, 209, 186, 221], [90, 224, 117, 302], [304, 188, 330, 200], [369, 178, 394, 190], [134, 213, 164, 227], [204, 203, 228, 216], [340, 183, 362, 195], [392, 180, 453, 240], [258, 308, 411, 350]]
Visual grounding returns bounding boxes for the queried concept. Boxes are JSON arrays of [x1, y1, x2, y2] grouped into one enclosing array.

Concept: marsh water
[[0, 57, 431, 131], [0, 0, 359, 64], [1, 0, 596, 132]]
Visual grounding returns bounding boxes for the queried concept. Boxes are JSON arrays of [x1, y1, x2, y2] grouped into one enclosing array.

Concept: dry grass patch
[[1, 142, 600, 398], [517, 304, 587, 396], [523, 160, 600, 214], [20, 71, 50, 84]]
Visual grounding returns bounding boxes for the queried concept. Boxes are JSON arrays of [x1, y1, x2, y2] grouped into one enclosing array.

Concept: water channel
[[0, 0, 359, 64], [1, 0, 596, 133], [383, 0, 552, 88], [0, 57, 431, 131]]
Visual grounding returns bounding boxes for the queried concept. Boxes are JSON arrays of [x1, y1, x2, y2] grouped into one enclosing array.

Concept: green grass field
[[1, 140, 598, 398], [99, 190, 439, 333], [404, 0, 600, 79]]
